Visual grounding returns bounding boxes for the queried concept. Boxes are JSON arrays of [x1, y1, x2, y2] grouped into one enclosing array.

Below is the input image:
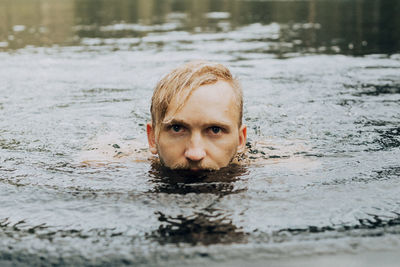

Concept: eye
[[171, 124, 183, 132], [210, 126, 222, 134]]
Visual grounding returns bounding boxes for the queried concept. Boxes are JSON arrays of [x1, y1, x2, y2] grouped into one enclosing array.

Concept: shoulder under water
[[78, 132, 320, 180]]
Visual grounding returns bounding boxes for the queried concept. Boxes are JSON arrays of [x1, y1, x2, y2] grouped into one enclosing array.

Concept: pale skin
[[147, 80, 247, 171]]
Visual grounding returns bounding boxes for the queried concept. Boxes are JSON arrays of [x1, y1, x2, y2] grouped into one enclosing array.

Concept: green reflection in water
[[0, 0, 399, 55]]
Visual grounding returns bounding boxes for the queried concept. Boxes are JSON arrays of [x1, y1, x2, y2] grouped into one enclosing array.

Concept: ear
[[237, 124, 247, 153], [146, 122, 158, 154]]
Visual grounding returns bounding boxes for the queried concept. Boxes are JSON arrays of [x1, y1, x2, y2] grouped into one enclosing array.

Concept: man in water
[[146, 61, 247, 171], [80, 61, 313, 170]]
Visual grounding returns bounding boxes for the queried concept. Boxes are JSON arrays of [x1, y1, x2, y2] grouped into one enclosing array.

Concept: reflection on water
[[148, 209, 247, 246], [148, 162, 248, 246], [149, 161, 248, 195], [0, 0, 399, 56]]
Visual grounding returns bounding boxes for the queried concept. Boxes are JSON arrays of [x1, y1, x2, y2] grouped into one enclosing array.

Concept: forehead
[[165, 80, 239, 126]]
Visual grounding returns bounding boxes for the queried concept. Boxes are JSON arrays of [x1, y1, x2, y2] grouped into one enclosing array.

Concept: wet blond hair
[[150, 61, 243, 137]]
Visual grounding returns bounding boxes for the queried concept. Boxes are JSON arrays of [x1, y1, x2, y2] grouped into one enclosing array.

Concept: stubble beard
[[157, 150, 238, 171], [160, 157, 218, 171]]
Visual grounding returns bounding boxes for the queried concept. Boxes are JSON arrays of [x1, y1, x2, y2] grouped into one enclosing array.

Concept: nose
[[184, 133, 206, 162], [185, 147, 206, 161]]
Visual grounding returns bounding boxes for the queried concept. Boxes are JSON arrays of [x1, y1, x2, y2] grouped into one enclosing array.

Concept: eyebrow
[[162, 119, 190, 128], [162, 119, 232, 129]]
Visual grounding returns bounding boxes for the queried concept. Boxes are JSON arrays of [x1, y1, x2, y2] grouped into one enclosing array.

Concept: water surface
[[1, 0, 400, 266]]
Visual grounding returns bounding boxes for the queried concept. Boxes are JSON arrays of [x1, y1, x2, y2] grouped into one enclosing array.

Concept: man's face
[[147, 80, 246, 171]]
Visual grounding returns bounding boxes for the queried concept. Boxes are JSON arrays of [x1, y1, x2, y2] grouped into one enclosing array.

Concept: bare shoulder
[[234, 138, 320, 170], [78, 132, 153, 166]]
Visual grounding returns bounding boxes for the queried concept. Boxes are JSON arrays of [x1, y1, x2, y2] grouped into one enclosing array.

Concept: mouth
[[168, 162, 219, 172]]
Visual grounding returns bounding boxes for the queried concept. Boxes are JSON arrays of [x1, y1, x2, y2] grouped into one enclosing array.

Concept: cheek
[[208, 135, 238, 159], [157, 136, 186, 162]]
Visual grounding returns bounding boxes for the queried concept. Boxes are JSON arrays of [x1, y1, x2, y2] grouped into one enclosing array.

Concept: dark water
[[1, 0, 400, 266], [1, 0, 400, 56]]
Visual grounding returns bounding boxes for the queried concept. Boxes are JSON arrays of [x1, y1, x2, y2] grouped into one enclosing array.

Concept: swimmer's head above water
[[147, 61, 247, 171]]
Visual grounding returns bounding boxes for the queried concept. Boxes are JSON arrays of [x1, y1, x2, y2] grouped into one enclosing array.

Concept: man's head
[[147, 61, 246, 171]]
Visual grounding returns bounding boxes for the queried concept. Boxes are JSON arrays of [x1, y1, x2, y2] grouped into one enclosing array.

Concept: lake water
[[1, 0, 400, 266]]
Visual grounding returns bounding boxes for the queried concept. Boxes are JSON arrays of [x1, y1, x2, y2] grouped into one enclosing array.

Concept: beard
[[157, 154, 219, 171], [156, 144, 238, 171], [159, 155, 238, 171], [165, 159, 219, 171]]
